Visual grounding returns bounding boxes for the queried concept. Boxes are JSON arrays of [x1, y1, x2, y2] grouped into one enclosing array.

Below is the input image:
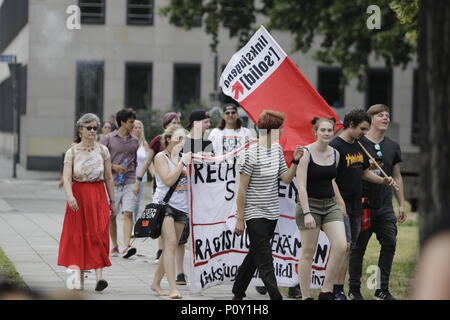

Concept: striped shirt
[[239, 143, 288, 221]]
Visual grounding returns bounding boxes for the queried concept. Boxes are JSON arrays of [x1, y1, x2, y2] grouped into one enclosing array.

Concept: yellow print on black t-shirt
[[345, 153, 364, 168]]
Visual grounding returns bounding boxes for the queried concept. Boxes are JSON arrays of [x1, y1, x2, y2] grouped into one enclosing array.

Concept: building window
[[125, 63, 152, 111], [127, 0, 153, 25], [317, 67, 345, 108], [0, 77, 13, 133], [79, 0, 105, 24], [76, 61, 104, 121], [366, 68, 393, 117], [412, 69, 419, 146], [173, 64, 201, 109]]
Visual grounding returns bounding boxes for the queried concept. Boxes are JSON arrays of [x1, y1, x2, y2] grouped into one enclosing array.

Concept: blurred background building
[[0, 0, 419, 206]]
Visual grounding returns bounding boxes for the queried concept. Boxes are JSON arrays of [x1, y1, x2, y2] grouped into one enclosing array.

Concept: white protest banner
[[188, 153, 330, 293]]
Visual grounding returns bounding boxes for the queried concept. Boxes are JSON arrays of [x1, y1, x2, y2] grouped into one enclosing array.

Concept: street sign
[[0, 55, 16, 63]]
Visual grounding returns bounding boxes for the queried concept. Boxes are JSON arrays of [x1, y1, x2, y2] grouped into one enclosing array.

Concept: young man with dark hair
[[101, 108, 139, 259], [329, 108, 397, 300], [348, 104, 406, 300]]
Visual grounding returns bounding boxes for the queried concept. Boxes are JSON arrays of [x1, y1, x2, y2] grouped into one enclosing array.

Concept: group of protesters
[[56, 102, 405, 300]]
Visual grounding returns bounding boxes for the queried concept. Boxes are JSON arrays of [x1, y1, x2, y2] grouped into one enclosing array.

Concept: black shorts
[[164, 205, 190, 245]]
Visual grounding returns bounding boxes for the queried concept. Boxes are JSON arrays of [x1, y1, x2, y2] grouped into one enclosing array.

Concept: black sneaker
[[95, 279, 108, 292], [335, 291, 348, 300], [176, 273, 187, 285], [255, 286, 267, 295], [287, 284, 302, 299], [122, 246, 137, 259], [374, 289, 396, 300], [348, 289, 365, 300], [318, 292, 334, 300]]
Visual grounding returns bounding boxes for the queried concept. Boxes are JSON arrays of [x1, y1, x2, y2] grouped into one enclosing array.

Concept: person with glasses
[[348, 104, 406, 300], [58, 113, 115, 292], [329, 109, 397, 300], [208, 103, 256, 156], [100, 108, 139, 260], [98, 121, 113, 141]]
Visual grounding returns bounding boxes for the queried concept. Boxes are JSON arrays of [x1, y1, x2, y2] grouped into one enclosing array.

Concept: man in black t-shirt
[[348, 105, 406, 301], [176, 109, 213, 286], [183, 109, 214, 154], [329, 109, 396, 300]]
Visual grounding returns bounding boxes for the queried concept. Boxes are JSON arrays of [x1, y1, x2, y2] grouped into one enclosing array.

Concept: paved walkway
[[0, 154, 268, 300]]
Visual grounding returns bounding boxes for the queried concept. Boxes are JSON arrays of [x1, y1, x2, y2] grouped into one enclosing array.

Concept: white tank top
[[152, 153, 188, 213], [136, 141, 148, 182]]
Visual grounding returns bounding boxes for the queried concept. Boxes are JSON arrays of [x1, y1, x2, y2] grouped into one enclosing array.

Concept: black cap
[[188, 110, 210, 130], [223, 103, 238, 112]]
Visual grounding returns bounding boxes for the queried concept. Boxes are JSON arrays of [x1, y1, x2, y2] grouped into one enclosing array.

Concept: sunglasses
[[84, 126, 98, 131], [225, 111, 237, 115], [374, 144, 383, 158]]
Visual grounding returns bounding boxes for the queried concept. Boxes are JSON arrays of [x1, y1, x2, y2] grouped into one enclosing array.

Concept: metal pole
[[9, 57, 19, 178]]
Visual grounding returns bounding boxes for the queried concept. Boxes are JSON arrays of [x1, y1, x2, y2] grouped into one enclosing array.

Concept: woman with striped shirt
[[232, 110, 304, 300]]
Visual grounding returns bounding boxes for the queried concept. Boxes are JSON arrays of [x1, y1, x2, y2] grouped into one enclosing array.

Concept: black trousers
[[349, 205, 397, 290], [232, 218, 282, 300]]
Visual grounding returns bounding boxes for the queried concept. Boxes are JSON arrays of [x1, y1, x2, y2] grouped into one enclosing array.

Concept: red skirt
[[58, 181, 112, 270]]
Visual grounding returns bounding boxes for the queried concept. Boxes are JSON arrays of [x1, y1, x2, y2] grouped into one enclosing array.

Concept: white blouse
[[64, 143, 110, 182]]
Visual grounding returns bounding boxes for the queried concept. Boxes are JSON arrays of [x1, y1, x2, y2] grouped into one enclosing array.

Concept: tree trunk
[[418, 0, 450, 246]]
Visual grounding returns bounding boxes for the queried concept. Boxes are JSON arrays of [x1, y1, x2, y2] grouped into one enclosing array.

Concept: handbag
[[133, 175, 182, 239]]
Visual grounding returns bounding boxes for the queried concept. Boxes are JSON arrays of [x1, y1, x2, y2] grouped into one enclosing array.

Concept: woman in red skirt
[[58, 113, 116, 292]]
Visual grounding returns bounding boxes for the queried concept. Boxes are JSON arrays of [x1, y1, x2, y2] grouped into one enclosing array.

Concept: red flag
[[220, 26, 342, 164]]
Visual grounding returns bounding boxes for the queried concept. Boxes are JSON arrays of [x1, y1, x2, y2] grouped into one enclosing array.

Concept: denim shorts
[[164, 205, 188, 224], [164, 205, 189, 245]]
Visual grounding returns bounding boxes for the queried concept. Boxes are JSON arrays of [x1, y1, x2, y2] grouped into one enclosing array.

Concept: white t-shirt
[[208, 127, 255, 155]]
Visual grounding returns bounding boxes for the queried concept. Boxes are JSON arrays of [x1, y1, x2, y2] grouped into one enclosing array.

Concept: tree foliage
[[160, 0, 418, 89]]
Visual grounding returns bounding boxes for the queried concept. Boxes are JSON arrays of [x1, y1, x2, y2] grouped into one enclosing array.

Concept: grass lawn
[[280, 203, 419, 300], [0, 246, 26, 287]]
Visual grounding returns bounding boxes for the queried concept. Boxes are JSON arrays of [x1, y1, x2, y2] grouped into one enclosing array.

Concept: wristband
[[303, 211, 311, 216], [136, 176, 143, 182], [291, 159, 300, 165]]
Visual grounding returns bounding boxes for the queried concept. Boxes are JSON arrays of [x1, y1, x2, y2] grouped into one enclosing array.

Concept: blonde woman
[[150, 124, 192, 299], [132, 120, 150, 223]]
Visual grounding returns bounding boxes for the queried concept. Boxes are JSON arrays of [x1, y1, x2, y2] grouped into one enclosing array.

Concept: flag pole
[[357, 141, 399, 191]]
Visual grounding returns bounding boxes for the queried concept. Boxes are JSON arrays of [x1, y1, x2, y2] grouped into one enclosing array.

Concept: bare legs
[[109, 211, 134, 250], [321, 222, 347, 292], [298, 227, 320, 299], [110, 214, 118, 249], [298, 221, 347, 299], [123, 211, 133, 248], [151, 217, 185, 298]]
